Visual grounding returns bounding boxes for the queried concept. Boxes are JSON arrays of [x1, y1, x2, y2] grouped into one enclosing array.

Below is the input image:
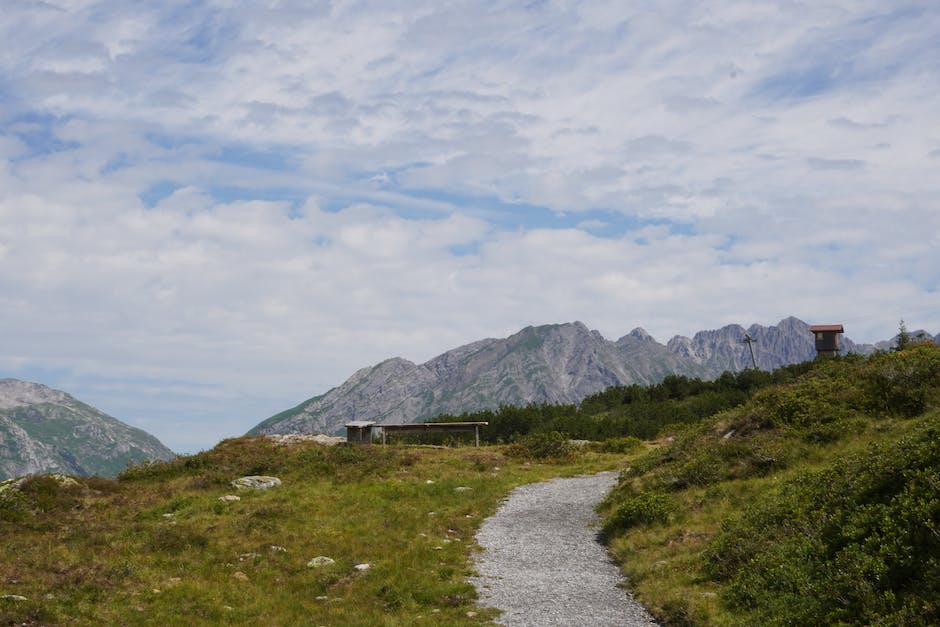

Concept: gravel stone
[[470, 471, 658, 626]]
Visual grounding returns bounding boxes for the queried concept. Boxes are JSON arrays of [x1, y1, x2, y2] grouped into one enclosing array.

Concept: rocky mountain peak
[[626, 327, 655, 343], [0, 379, 72, 410], [0, 380, 175, 479]]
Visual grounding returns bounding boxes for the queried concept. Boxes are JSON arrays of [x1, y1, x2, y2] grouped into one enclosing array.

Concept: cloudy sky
[[2, 1, 939, 453]]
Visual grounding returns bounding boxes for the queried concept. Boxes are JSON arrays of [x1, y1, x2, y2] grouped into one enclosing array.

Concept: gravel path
[[470, 471, 657, 626]]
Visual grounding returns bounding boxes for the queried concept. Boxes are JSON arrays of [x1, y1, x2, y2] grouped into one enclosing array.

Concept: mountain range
[[250, 316, 932, 437], [0, 379, 175, 480]]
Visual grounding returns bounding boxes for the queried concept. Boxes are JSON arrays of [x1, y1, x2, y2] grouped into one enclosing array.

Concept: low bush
[[862, 344, 940, 417], [603, 491, 675, 535], [702, 418, 940, 626], [505, 431, 574, 459], [593, 436, 643, 454]]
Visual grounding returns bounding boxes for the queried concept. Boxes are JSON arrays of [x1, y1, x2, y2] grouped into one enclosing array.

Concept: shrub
[[862, 344, 940, 417], [603, 491, 675, 535], [505, 432, 574, 459], [702, 418, 940, 625], [594, 436, 643, 454]]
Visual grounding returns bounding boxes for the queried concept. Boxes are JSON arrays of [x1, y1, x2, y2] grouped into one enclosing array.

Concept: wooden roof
[[809, 324, 844, 333]]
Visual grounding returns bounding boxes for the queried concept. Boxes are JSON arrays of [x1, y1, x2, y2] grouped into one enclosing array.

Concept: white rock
[[307, 556, 335, 568], [218, 495, 241, 502], [231, 476, 282, 490], [1, 595, 27, 601], [265, 433, 345, 447], [354, 563, 371, 571]]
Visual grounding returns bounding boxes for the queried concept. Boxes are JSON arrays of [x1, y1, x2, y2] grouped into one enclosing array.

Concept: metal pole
[[743, 333, 757, 369]]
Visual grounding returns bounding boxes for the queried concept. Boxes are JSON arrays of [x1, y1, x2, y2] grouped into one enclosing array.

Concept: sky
[[2, 1, 939, 453]]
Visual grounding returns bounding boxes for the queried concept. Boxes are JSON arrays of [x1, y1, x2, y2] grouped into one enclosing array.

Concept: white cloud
[[1, 1, 939, 451]]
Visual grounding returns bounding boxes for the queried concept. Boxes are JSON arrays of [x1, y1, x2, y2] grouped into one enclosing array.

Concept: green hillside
[[599, 343, 940, 625]]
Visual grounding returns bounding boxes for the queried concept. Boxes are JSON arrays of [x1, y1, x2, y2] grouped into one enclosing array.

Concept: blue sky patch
[[140, 180, 184, 208]]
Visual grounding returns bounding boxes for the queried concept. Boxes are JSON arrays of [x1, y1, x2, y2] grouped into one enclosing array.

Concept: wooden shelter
[[379, 422, 489, 447], [809, 324, 844, 357], [345, 421, 376, 445]]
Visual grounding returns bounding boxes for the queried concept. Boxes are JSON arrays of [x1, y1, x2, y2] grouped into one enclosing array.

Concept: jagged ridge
[[250, 316, 885, 437]]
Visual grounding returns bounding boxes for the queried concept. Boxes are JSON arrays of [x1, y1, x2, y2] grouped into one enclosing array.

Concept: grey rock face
[[0, 379, 175, 480], [251, 316, 880, 438]]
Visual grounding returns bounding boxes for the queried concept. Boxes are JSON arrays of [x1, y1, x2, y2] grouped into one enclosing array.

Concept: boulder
[[231, 476, 281, 490]]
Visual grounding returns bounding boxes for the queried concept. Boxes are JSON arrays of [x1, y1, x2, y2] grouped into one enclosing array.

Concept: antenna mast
[[742, 333, 758, 369]]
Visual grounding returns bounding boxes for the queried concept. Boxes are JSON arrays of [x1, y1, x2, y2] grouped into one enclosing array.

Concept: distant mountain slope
[[250, 316, 880, 437], [0, 379, 175, 479]]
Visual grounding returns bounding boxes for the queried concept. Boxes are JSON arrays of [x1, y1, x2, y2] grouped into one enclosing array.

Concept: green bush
[[863, 344, 940, 417], [702, 419, 940, 625], [505, 432, 574, 459], [603, 491, 675, 534], [594, 436, 643, 454]]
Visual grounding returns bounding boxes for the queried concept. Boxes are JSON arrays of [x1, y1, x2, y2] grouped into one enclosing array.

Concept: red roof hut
[[809, 324, 844, 357]]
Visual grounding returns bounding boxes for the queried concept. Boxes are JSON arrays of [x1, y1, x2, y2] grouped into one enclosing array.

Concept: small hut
[[809, 324, 844, 357], [345, 421, 375, 445]]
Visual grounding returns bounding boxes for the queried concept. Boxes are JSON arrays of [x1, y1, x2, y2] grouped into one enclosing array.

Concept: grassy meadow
[[0, 437, 631, 626]]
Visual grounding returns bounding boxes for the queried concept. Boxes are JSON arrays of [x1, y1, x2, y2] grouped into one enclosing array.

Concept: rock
[[354, 563, 371, 571], [269, 545, 287, 553], [231, 476, 281, 490], [218, 494, 241, 502], [454, 486, 472, 492], [1, 594, 27, 601], [265, 433, 345, 447], [307, 556, 335, 568], [0, 473, 81, 494], [233, 571, 249, 582]]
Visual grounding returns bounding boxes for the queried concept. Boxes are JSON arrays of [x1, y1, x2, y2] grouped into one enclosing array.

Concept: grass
[[0, 438, 633, 626]]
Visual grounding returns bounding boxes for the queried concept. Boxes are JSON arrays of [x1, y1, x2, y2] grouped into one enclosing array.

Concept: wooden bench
[[379, 421, 489, 447]]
